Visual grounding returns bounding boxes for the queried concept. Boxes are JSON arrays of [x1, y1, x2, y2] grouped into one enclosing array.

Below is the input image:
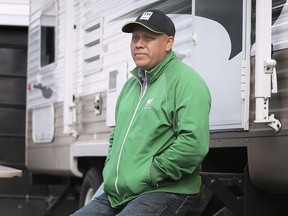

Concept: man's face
[[130, 26, 174, 71]]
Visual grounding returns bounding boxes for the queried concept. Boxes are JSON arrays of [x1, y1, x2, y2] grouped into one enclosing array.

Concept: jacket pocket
[[118, 157, 154, 197], [102, 158, 117, 193], [146, 157, 154, 184]]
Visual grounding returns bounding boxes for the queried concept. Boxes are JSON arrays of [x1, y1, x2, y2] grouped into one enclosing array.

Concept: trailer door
[[192, 0, 250, 130]]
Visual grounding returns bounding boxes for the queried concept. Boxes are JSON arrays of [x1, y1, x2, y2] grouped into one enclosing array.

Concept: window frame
[[39, 1, 57, 71]]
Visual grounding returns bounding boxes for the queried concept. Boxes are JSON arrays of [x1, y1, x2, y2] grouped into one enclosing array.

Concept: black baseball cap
[[122, 10, 175, 37]]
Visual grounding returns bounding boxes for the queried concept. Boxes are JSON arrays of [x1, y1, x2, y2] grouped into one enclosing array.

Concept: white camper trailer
[[26, 0, 288, 214]]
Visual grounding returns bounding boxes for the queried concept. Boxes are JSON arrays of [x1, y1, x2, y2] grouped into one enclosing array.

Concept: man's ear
[[166, 36, 174, 52]]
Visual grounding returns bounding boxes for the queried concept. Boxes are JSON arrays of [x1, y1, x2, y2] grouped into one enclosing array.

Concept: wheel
[[79, 167, 103, 207]]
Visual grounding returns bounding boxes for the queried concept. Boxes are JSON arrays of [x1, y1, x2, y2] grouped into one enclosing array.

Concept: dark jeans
[[71, 192, 196, 216]]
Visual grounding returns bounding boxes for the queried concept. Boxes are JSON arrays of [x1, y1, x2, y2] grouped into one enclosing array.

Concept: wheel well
[[202, 147, 247, 173], [77, 157, 106, 175]]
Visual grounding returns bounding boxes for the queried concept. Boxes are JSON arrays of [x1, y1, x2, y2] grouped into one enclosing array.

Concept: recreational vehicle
[[26, 0, 288, 215]]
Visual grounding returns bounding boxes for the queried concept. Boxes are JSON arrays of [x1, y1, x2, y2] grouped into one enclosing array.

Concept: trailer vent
[[83, 16, 103, 75]]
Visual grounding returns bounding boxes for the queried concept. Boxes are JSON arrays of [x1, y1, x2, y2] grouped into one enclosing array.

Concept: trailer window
[[40, 3, 56, 67]]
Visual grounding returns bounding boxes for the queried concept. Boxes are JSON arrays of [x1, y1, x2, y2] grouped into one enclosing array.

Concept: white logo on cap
[[140, 12, 153, 20]]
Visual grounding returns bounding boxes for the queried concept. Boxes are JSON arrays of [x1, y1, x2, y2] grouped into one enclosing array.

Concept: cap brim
[[122, 22, 164, 34]]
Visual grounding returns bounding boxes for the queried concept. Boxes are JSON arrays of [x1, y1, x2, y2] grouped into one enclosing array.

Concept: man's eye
[[132, 36, 138, 41], [144, 35, 153, 41]]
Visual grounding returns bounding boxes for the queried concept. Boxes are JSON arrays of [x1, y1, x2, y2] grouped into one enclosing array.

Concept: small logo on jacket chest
[[144, 98, 153, 109]]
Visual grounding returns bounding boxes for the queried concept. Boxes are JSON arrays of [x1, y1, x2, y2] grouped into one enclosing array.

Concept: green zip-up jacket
[[103, 50, 211, 208]]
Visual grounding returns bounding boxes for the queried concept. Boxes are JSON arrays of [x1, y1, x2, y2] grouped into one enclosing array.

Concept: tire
[[79, 167, 103, 207]]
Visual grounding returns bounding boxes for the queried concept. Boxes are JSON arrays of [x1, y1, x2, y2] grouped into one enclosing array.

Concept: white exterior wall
[[0, 0, 29, 26], [28, 0, 62, 107]]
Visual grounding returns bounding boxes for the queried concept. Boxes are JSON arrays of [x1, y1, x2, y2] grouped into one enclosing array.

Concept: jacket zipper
[[114, 74, 147, 196]]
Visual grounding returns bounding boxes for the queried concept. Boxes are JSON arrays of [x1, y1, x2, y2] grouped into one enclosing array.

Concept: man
[[72, 9, 211, 216]]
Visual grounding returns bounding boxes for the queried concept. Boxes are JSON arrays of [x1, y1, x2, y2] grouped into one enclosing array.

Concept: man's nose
[[135, 38, 145, 48]]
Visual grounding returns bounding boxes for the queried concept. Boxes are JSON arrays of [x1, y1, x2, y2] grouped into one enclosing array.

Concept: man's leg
[[118, 192, 196, 216], [71, 192, 119, 216]]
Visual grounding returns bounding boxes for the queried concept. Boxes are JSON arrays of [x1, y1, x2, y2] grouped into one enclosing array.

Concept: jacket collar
[[131, 50, 177, 85]]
